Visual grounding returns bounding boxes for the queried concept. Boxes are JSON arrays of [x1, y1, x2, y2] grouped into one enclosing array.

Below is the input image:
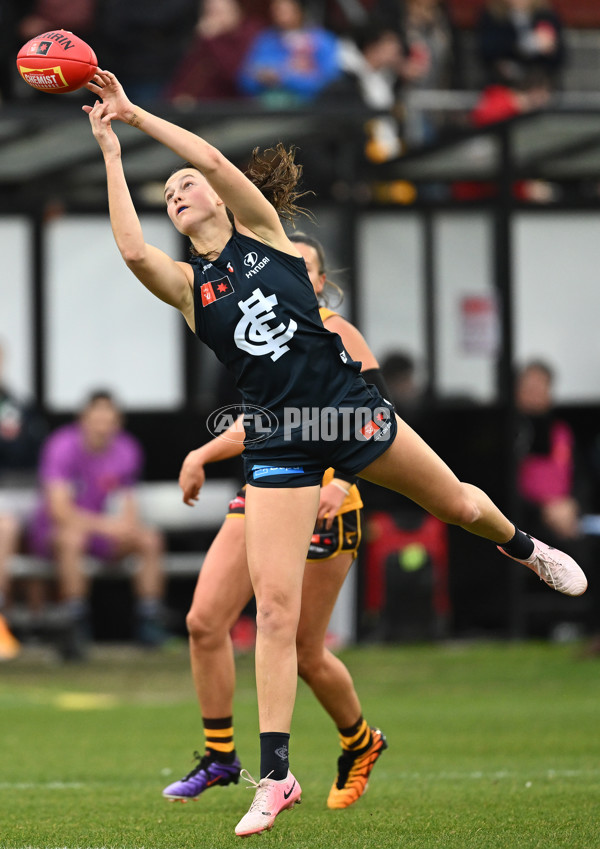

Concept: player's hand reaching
[[83, 99, 122, 157], [316, 480, 349, 530], [179, 449, 207, 506], [84, 70, 136, 125]]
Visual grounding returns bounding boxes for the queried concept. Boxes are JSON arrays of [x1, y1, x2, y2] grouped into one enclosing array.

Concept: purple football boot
[[163, 751, 241, 802]]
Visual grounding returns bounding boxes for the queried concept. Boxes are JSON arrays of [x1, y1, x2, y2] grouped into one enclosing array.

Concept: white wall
[[358, 211, 496, 400], [514, 213, 600, 402], [358, 209, 600, 404], [435, 212, 495, 401], [45, 215, 184, 410], [358, 212, 425, 366], [0, 218, 33, 398]]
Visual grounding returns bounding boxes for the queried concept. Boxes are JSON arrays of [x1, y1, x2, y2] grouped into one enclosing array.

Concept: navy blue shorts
[[242, 376, 397, 488]]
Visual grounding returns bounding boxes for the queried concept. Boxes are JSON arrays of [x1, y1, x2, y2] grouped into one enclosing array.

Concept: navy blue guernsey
[[191, 229, 361, 429]]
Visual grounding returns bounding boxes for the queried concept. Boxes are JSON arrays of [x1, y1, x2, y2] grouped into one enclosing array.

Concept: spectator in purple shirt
[[238, 0, 341, 106], [28, 390, 165, 660]]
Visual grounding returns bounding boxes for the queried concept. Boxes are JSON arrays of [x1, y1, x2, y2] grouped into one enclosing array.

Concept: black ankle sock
[[499, 527, 535, 560], [259, 732, 290, 780]]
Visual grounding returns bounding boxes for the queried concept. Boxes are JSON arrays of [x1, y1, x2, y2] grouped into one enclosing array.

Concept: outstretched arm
[[85, 71, 288, 248], [84, 98, 195, 325]]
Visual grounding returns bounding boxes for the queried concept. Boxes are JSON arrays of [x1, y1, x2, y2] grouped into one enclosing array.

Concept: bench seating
[[3, 479, 239, 580]]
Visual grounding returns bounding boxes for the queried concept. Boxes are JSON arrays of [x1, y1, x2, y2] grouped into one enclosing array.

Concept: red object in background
[[363, 511, 450, 619], [471, 84, 520, 127], [230, 615, 256, 652], [452, 84, 530, 202]]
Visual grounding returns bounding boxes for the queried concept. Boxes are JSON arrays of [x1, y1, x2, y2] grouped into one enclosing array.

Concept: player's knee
[[296, 642, 321, 682], [186, 606, 225, 646], [437, 488, 480, 527], [255, 595, 298, 640]]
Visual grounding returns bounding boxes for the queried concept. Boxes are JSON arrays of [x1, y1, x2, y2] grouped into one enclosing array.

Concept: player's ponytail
[[245, 143, 313, 224]]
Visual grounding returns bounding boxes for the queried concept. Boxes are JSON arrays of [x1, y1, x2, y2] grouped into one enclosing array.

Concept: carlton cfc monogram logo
[[234, 288, 297, 361]]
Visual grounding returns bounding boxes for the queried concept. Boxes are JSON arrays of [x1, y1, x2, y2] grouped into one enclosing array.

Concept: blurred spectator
[[380, 350, 425, 424], [238, 0, 341, 107], [0, 340, 47, 658], [0, 512, 20, 659], [165, 0, 265, 104], [0, 1, 29, 103], [320, 23, 403, 162], [375, 0, 460, 146], [453, 70, 554, 203], [477, 0, 566, 89], [322, 0, 375, 34], [27, 390, 166, 661], [96, 0, 198, 104], [0, 342, 46, 481], [515, 360, 589, 569], [17, 0, 97, 42], [471, 68, 551, 126]]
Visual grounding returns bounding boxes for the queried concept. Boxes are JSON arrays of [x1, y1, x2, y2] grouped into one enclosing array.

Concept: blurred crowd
[[2, 1, 599, 660], [0, 0, 575, 159]]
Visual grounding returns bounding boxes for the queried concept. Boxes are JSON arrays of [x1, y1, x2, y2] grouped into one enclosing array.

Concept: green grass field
[[1, 641, 599, 849]]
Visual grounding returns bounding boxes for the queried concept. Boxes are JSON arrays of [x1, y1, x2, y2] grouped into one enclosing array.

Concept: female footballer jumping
[[83, 70, 586, 837]]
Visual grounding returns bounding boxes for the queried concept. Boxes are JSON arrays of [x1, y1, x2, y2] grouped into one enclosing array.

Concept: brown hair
[[245, 143, 312, 223]]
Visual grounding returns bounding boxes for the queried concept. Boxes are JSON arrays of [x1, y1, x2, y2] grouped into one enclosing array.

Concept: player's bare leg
[[163, 517, 252, 801], [359, 415, 586, 595], [297, 552, 387, 808], [235, 484, 318, 837], [296, 553, 359, 726]]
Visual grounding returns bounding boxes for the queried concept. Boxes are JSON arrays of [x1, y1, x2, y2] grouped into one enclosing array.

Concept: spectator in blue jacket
[[238, 0, 341, 106]]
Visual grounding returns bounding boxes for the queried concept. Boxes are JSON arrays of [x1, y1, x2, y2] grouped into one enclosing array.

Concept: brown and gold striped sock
[[203, 716, 236, 764], [338, 715, 372, 757]]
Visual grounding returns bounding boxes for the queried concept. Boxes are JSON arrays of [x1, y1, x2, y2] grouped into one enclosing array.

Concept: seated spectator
[[18, 0, 97, 43], [0, 342, 46, 482], [477, 0, 566, 89], [452, 70, 554, 203], [471, 69, 551, 127], [0, 3, 30, 103], [374, 0, 460, 145], [0, 340, 47, 657], [96, 0, 198, 104], [165, 0, 265, 104], [380, 350, 426, 427], [0, 512, 20, 659], [238, 0, 342, 107], [320, 23, 404, 162], [515, 360, 589, 567], [27, 390, 166, 661]]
